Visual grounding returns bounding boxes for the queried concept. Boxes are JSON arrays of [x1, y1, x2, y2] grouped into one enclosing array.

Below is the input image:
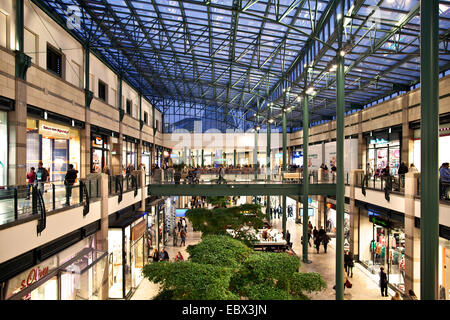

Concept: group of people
[[306, 223, 330, 254], [172, 217, 187, 247], [268, 205, 294, 219], [151, 248, 185, 262], [26, 162, 78, 206]]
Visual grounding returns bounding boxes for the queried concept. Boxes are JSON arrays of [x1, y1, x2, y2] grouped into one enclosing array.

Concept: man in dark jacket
[[36, 161, 49, 195], [64, 164, 78, 206], [285, 230, 291, 248], [379, 267, 388, 297], [398, 162, 408, 188]]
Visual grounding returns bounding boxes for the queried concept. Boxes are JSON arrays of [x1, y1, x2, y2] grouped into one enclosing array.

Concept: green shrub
[[187, 235, 252, 268], [241, 252, 300, 282], [290, 272, 327, 294], [142, 261, 238, 300], [246, 283, 290, 300]]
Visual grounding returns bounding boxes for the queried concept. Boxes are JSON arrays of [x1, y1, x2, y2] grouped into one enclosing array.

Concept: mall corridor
[[131, 219, 202, 300], [273, 218, 396, 300], [132, 213, 396, 300]]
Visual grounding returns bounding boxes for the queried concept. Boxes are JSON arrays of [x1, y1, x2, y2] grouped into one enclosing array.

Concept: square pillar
[[96, 173, 109, 300], [349, 169, 364, 257], [404, 171, 420, 296], [8, 79, 27, 185]]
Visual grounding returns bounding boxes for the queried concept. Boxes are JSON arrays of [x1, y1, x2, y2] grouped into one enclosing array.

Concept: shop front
[[358, 208, 405, 292], [141, 142, 152, 174], [365, 128, 401, 176], [1, 235, 107, 300], [325, 202, 351, 250], [122, 136, 139, 174], [0, 109, 7, 186], [26, 118, 81, 181], [146, 198, 167, 253], [91, 133, 111, 174], [412, 124, 450, 172], [439, 237, 450, 300], [108, 210, 148, 299]]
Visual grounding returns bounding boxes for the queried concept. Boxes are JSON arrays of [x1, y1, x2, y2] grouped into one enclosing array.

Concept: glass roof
[[34, 0, 450, 132]]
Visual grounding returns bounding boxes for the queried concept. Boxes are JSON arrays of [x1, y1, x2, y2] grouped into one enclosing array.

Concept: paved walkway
[[131, 219, 202, 300], [131, 214, 398, 300], [273, 217, 396, 300]]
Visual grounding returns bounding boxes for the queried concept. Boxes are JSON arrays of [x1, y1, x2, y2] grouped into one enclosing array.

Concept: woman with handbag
[[379, 267, 388, 297]]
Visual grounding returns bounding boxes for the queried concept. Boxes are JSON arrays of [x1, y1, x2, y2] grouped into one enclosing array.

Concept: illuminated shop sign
[[369, 138, 389, 145], [368, 211, 391, 228]]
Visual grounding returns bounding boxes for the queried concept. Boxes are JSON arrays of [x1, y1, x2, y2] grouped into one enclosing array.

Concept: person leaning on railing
[[64, 164, 78, 206], [439, 162, 450, 200], [397, 162, 409, 189]]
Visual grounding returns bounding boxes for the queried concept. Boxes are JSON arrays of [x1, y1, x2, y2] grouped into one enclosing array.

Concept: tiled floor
[[131, 214, 397, 300]]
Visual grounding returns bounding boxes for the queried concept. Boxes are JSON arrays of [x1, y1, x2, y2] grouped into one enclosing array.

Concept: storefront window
[[108, 229, 123, 299], [122, 137, 138, 174], [91, 135, 110, 174], [325, 206, 350, 250], [26, 119, 80, 182], [359, 210, 405, 292], [3, 236, 105, 300], [124, 226, 132, 297], [367, 131, 400, 176], [0, 111, 7, 186], [131, 219, 146, 288], [439, 238, 450, 300]]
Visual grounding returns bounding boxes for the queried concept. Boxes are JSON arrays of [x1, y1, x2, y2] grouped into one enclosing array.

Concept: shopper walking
[[180, 228, 186, 246], [322, 233, 330, 253], [344, 251, 354, 277], [379, 267, 388, 297], [26, 167, 37, 200], [36, 161, 49, 195], [181, 217, 187, 232], [64, 164, 78, 206]]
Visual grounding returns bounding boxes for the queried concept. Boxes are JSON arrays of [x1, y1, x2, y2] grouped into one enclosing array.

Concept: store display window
[[122, 136, 138, 174], [2, 236, 106, 300], [325, 205, 350, 250], [91, 134, 110, 173], [0, 111, 7, 186], [359, 211, 405, 292], [26, 118, 80, 182], [367, 131, 400, 177]]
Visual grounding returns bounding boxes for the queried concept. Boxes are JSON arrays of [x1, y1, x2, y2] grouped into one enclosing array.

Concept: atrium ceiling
[[34, 0, 450, 132]]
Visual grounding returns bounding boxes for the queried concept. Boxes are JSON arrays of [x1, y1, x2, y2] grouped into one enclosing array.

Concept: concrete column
[[96, 173, 109, 300], [404, 171, 420, 296], [8, 79, 27, 185], [357, 111, 365, 169], [80, 118, 91, 178], [349, 169, 364, 258], [317, 195, 324, 229], [402, 95, 413, 166]]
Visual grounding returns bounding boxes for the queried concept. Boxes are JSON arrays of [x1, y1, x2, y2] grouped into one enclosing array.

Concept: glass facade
[[3, 236, 106, 300], [91, 134, 110, 174], [0, 111, 7, 186], [122, 137, 138, 174], [26, 118, 80, 182], [366, 131, 400, 177]]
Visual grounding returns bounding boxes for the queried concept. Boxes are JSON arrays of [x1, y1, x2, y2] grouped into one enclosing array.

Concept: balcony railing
[[0, 177, 99, 227], [145, 168, 341, 185]]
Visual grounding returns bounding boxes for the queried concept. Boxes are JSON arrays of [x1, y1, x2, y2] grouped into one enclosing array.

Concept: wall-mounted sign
[[368, 211, 391, 228], [369, 138, 389, 145], [131, 220, 146, 241]]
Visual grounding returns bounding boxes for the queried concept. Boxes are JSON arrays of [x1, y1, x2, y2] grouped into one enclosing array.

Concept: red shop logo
[[20, 266, 49, 290]]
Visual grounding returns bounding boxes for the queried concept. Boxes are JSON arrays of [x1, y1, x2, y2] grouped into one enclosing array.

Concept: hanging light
[[340, 50, 346, 57], [306, 87, 316, 95], [268, 118, 274, 124]]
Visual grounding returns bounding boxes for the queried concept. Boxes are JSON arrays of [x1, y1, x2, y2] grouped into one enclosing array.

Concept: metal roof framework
[[33, 0, 450, 132]]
